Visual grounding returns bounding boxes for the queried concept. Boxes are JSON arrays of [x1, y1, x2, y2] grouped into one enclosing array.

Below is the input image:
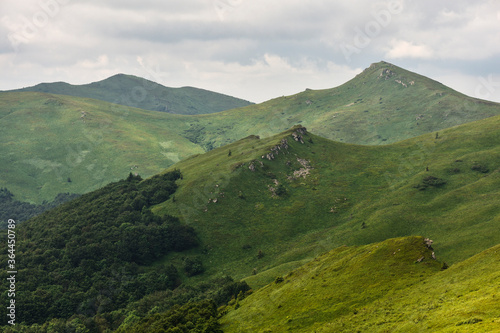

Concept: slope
[[171, 61, 500, 149], [0, 92, 203, 203], [2, 61, 500, 205], [0, 117, 498, 330], [221, 236, 500, 332], [154, 115, 500, 286], [7, 73, 253, 115]]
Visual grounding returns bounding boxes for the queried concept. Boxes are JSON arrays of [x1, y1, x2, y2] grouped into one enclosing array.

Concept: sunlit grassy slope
[[2, 61, 499, 204], [220, 236, 500, 332], [154, 115, 499, 288], [8, 73, 253, 115]]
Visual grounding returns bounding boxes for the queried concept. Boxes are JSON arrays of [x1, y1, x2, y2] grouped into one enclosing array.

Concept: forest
[[0, 171, 249, 330]]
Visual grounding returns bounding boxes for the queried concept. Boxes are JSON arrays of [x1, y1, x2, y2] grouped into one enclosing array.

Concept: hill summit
[[6, 73, 253, 115]]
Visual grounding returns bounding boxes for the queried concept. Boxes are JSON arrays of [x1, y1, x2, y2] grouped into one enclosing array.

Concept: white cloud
[[385, 40, 434, 59], [0, 0, 499, 103]]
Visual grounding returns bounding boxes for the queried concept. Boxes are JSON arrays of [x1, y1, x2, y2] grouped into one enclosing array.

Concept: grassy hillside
[[7, 73, 253, 115], [172, 61, 500, 148], [221, 236, 500, 332], [154, 115, 499, 287], [2, 61, 499, 205], [0, 92, 203, 203], [0, 116, 498, 331]]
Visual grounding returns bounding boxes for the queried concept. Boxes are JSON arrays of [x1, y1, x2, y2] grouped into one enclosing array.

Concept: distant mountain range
[[5, 73, 253, 115], [1, 61, 499, 206]]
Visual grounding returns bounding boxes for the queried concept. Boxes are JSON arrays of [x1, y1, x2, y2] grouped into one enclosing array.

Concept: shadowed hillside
[[6, 73, 253, 115]]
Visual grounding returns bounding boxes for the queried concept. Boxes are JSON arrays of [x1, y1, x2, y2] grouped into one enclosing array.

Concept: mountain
[[6, 73, 253, 115], [0, 92, 204, 204], [174, 61, 500, 147], [0, 116, 498, 330], [221, 236, 500, 332], [1, 61, 499, 206], [153, 117, 499, 285]]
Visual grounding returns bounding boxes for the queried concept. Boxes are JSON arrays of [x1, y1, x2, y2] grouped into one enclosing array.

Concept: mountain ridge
[[4, 73, 253, 115], [1, 61, 500, 205]]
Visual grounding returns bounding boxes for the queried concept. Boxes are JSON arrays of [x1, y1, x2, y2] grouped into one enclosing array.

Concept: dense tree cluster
[[0, 188, 80, 228], [119, 300, 222, 333], [0, 170, 200, 326]]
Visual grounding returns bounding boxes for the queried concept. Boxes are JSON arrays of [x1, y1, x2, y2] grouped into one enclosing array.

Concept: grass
[[152, 115, 499, 289], [2, 61, 499, 204], [220, 237, 500, 332], [8, 73, 253, 115], [0, 92, 204, 203]]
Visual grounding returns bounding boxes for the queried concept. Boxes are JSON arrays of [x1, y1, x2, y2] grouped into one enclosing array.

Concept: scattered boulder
[[424, 238, 434, 249]]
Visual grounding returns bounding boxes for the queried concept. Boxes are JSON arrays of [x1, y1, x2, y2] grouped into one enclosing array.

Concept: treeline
[[0, 188, 80, 228], [0, 170, 202, 326], [1, 275, 251, 332]]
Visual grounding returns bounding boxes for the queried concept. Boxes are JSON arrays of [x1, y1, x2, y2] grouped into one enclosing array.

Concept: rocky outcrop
[[378, 68, 415, 87], [248, 160, 264, 172], [290, 158, 312, 179], [379, 68, 395, 80], [292, 127, 307, 143], [262, 138, 290, 160]]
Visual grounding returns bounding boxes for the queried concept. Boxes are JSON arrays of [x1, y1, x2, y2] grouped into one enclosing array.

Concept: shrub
[[414, 176, 447, 190], [275, 184, 287, 196], [422, 176, 447, 187], [471, 164, 489, 173], [183, 257, 205, 277]]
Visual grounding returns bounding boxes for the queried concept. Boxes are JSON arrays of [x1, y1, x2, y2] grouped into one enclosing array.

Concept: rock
[[424, 238, 434, 249]]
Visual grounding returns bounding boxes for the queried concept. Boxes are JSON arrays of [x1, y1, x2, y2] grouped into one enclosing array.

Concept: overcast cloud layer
[[1, 0, 499, 103]]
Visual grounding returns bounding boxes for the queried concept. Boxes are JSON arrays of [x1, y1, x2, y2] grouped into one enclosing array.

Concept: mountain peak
[[6, 74, 253, 115]]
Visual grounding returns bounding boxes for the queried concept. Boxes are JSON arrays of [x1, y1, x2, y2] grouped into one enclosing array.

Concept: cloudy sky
[[1, 0, 499, 103]]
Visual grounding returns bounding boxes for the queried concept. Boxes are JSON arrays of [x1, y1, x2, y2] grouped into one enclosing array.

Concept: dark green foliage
[[413, 176, 447, 190], [471, 164, 489, 173], [423, 176, 447, 187], [0, 170, 198, 325], [0, 188, 80, 228], [447, 167, 461, 174], [257, 250, 265, 259], [183, 124, 206, 145], [212, 279, 251, 307], [122, 300, 222, 333], [183, 257, 205, 277], [456, 318, 483, 326], [275, 184, 287, 196]]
